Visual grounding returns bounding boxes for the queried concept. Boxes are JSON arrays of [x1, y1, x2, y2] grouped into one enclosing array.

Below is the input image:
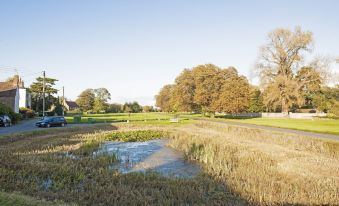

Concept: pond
[[95, 139, 200, 178]]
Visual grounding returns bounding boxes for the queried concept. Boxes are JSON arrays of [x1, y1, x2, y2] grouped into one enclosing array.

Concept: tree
[[295, 66, 322, 108], [107, 103, 123, 113], [171, 69, 199, 112], [93, 99, 107, 113], [76, 89, 95, 112], [123, 104, 133, 114], [123, 102, 142, 113], [192, 64, 225, 114], [212, 69, 251, 114], [94, 88, 111, 102], [6, 75, 24, 88], [131, 102, 142, 113], [93, 88, 111, 113], [156, 64, 252, 114], [143, 105, 154, 113], [155, 84, 174, 112], [313, 85, 339, 115], [30, 76, 58, 113], [256, 27, 313, 113], [262, 75, 303, 112], [247, 86, 264, 113], [53, 97, 64, 116]]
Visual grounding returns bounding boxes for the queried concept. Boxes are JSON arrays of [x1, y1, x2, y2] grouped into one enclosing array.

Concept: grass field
[[180, 113, 339, 135], [65, 112, 175, 123], [64, 112, 339, 135], [1, 121, 338, 205], [213, 116, 339, 135]]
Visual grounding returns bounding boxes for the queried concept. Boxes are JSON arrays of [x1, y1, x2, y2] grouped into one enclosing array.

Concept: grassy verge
[[186, 114, 339, 135], [223, 117, 339, 135], [64, 112, 174, 124]]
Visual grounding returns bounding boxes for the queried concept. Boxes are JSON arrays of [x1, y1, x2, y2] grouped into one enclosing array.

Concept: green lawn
[[214, 117, 339, 135], [64, 112, 339, 135], [65, 112, 177, 124]]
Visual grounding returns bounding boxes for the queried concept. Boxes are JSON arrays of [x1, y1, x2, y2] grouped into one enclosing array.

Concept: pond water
[[95, 139, 200, 178]]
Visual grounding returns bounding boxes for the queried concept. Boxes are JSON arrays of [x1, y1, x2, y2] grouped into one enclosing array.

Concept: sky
[[0, 0, 338, 105]]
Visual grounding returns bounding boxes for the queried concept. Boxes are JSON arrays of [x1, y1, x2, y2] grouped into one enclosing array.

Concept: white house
[[0, 75, 31, 113], [0, 83, 20, 113]]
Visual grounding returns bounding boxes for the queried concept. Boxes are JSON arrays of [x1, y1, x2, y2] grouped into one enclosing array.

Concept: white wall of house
[[14, 89, 19, 113], [19, 89, 26, 108], [19, 88, 31, 108]]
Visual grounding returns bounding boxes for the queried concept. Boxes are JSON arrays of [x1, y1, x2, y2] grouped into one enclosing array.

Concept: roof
[[65, 100, 79, 108], [0, 82, 17, 92]]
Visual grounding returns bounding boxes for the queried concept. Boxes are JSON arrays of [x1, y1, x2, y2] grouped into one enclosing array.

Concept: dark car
[[0, 115, 12, 127], [36, 116, 67, 128]]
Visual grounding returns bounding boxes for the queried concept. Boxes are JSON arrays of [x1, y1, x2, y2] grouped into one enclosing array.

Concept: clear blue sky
[[0, 0, 338, 105]]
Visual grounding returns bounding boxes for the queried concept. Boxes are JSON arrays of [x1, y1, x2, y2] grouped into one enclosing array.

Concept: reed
[[0, 123, 245, 205], [168, 121, 339, 205]]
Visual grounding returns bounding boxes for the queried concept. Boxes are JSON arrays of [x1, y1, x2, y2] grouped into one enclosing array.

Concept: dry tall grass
[[0, 123, 246, 205], [1, 122, 338, 205], [168, 121, 339, 205]]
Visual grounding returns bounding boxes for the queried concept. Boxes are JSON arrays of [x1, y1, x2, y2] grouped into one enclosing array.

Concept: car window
[[44, 117, 52, 121]]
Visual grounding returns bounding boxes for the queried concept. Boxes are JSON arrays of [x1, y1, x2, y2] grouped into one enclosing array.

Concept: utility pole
[[42, 71, 46, 117], [62, 86, 65, 116]]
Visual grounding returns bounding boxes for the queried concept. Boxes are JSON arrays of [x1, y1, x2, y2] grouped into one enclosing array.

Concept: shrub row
[[0, 103, 22, 124]]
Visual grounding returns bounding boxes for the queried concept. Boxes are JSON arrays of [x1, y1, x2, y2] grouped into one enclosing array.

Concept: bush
[[10, 113, 22, 124], [0, 103, 22, 123], [0, 103, 11, 115], [19, 107, 35, 119]]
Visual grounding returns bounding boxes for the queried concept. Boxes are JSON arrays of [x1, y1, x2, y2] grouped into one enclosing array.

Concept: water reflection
[[96, 139, 200, 178]]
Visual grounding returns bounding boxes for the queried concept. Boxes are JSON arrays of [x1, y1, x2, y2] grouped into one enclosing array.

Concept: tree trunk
[[36, 96, 39, 112], [281, 98, 289, 116]]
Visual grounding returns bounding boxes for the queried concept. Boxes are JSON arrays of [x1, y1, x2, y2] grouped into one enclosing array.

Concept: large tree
[[171, 69, 198, 112], [76, 88, 111, 113], [155, 84, 174, 112], [156, 64, 252, 114], [93, 88, 111, 113], [76, 89, 95, 112], [30, 76, 58, 112], [256, 27, 314, 113], [212, 68, 251, 113], [192, 64, 225, 114]]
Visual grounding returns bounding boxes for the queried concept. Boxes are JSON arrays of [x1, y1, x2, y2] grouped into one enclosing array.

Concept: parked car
[[0, 115, 12, 127], [36, 116, 67, 128]]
